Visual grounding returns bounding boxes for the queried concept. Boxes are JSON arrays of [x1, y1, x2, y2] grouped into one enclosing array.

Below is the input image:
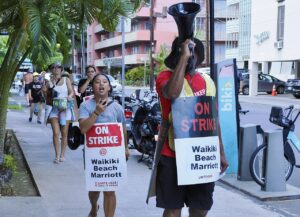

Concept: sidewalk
[[1, 97, 290, 217]]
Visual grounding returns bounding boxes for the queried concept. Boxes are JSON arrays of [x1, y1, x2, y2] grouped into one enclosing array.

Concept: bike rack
[[238, 124, 261, 181], [262, 130, 286, 192]]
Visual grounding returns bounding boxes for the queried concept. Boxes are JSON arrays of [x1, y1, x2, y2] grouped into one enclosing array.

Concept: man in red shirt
[[153, 37, 228, 217]]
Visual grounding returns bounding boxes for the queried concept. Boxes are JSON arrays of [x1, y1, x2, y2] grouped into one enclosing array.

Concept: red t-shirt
[[156, 70, 207, 157]]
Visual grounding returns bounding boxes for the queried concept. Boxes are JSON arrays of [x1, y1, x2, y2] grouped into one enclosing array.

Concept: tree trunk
[[0, 30, 28, 166], [0, 73, 11, 165]]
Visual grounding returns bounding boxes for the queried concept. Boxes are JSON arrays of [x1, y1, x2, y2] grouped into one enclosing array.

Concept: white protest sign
[[85, 123, 127, 191], [83, 95, 94, 102], [175, 136, 221, 185], [172, 96, 222, 185]]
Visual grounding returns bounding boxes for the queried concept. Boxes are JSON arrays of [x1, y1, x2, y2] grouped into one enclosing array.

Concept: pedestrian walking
[[78, 65, 97, 105], [23, 70, 33, 106], [79, 73, 129, 217], [147, 33, 228, 217], [44, 62, 74, 164], [28, 72, 43, 124]]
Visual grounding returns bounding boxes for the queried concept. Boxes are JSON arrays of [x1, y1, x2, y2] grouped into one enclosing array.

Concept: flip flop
[[53, 158, 59, 164]]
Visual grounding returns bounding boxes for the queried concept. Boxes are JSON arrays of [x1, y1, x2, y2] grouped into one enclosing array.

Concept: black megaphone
[[67, 124, 84, 150], [168, 2, 201, 43]]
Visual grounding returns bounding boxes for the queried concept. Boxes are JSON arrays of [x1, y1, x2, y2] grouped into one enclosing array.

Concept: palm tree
[[0, 0, 143, 165]]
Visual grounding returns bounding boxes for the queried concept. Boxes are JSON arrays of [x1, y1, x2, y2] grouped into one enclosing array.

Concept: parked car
[[241, 73, 286, 95], [286, 79, 300, 98], [237, 68, 249, 80], [107, 74, 122, 93]]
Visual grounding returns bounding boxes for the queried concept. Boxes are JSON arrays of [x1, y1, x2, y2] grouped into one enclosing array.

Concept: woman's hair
[[92, 73, 112, 95], [85, 65, 96, 73]]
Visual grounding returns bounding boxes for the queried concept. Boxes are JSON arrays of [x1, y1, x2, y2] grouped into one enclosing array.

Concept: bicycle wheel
[[249, 144, 294, 187]]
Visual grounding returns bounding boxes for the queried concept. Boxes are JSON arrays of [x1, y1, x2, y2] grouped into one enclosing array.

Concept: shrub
[[3, 154, 17, 172]]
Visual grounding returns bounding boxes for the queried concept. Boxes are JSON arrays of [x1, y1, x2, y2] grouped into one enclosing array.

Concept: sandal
[[59, 157, 65, 162], [53, 158, 59, 164]]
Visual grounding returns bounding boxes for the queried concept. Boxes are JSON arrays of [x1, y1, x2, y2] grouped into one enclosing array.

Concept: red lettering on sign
[[86, 124, 123, 148], [194, 102, 210, 115], [180, 118, 216, 132]]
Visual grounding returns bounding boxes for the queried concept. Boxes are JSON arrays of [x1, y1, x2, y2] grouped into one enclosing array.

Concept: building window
[[144, 21, 151, 30], [277, 5, 285, 41], [144, 44, 150, 53], [108, 32, 114, 38], [132, 22, 139, 31], [88, 35, 92, 45], [195, 17, 205, 30], [132, 46, 139, 54], [143, 0, 150, 7]]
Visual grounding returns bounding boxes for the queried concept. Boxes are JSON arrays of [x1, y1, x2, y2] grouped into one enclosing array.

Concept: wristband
[[93, 111, 100, 116]]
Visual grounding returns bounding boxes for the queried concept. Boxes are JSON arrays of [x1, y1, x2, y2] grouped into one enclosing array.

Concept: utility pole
[[206, 1, 210, 67], [121, 17, 125, 108], [149, 0, 154, 91], [81, 29, 86, 76], [209, 0, 215, 82], [71, 26, 75, 74]]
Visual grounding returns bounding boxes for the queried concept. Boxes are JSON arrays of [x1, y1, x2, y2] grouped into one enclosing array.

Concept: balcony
[[136, 7, 150, 17], [226, 19, 239, 33], [94, 54, 149, 67], [94, 31, 150, 50]]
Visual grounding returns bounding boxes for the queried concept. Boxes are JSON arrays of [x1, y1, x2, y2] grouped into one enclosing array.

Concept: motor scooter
[[131, 90, 161, 167]]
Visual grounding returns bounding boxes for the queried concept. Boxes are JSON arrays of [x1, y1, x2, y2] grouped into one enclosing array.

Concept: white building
[[226, 0, 251, 69], [250, 0, 300, 95]]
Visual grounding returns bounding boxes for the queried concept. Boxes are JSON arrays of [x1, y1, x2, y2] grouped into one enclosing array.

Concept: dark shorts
[[24, 84, 29, 94], [156, 156, 215, 210]]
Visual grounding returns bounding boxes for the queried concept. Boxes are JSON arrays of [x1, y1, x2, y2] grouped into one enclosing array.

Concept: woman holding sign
[[79, 73, 129, 217]]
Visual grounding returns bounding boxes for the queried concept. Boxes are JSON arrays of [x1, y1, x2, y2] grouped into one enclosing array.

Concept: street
[[240, 95, 300, 189]]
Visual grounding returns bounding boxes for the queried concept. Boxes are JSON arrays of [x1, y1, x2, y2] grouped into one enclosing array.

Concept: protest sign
[[85, 123, 126, 191], [172, 96, 221, 185], [83, 95, 94, 102]]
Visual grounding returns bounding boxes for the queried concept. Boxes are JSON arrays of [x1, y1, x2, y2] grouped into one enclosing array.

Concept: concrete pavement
[[0, 93, 299, 217]]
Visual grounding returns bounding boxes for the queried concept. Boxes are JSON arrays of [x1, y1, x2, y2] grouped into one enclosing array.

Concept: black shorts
[[24, 84, 29, 94], [156, 156, 215, 210]]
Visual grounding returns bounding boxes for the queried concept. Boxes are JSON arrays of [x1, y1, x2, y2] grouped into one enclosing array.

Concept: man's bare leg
[[88, 191, 100, 217], [103, 191, 116, 217], [163, 209, 181, 217], [188, 208, 208, 217]]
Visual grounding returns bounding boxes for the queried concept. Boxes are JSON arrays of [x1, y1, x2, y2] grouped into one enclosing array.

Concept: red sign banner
[[85, 124, 123, 148]]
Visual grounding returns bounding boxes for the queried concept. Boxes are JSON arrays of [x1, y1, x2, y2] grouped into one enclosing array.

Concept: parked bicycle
[[249, 105, 300, 187]]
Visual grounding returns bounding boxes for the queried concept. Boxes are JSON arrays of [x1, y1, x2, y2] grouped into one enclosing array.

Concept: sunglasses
[[51, 66, 62, 70]]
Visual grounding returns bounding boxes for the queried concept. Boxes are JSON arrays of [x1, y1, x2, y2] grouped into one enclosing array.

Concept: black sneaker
[[37, 121, 42, 124], [29, 117, 32, 122]]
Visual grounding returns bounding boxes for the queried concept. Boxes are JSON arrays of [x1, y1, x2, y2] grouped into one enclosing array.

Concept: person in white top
[[46, 63, 74, 164]]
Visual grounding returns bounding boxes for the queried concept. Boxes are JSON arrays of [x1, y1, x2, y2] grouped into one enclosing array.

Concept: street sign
[[103, 58, 122, 67]]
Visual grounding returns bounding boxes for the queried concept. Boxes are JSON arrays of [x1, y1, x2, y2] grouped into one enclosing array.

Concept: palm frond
[[23, 2, 42, 43]]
